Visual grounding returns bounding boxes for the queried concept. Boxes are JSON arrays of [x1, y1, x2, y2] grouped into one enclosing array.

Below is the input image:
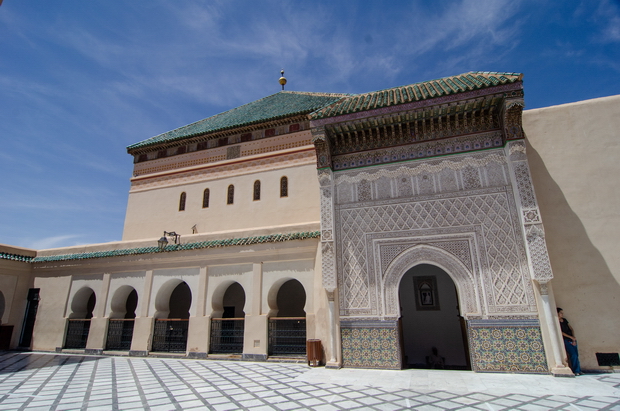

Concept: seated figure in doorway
[[426, 346, 445, 369]]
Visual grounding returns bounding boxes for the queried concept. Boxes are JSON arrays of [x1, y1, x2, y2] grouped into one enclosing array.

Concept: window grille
[[268, 317, 306, 356], [151, 319, 189, 353], [105, 319, 134, 351], [64, 319, 91, 349], [210, 318, 244, 354], [253, 180, 261, 201], [227, 185, 234, 205], [179, 192, 186, 211], [280, 176, 288, 197]]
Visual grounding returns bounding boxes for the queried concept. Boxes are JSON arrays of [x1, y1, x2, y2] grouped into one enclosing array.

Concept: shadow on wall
[[526, 140, 620, 369]]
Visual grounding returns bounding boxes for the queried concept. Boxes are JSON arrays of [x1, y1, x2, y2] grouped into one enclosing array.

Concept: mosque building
[[1, 71, 618, 375]]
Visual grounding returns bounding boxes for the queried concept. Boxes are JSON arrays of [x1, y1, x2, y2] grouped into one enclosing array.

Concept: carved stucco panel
[[382, 244, 481, 318], [333, 152, 537, 316], [505, 140, 554, 283], [318, 168, 337, 291]]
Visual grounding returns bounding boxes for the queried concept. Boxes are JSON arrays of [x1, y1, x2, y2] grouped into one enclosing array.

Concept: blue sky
[[1, 1, 619, 250]]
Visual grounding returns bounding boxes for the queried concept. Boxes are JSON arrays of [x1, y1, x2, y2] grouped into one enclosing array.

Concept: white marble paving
[[297, 367, 620, 398], [0, 352, 619, 410]]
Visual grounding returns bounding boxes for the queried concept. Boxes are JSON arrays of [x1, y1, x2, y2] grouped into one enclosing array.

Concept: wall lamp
[[158, 231, 180, 251]]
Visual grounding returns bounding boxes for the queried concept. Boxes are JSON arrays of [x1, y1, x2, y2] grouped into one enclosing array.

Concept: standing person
[[557, 307, 582, 375]]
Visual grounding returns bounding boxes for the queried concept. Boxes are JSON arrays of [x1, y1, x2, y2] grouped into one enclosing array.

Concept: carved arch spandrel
[[382, 244, 481, 318]]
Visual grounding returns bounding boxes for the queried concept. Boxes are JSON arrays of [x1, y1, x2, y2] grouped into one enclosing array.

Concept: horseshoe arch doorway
[[398, 264, 471, 370]]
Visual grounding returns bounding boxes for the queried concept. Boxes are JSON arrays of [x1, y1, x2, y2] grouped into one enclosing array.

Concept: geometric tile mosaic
[[468, 319, 548, 374], [341, 321, 401, 369]]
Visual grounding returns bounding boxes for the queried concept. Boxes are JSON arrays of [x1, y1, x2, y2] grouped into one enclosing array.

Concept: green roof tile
[[128, 92, 347, 151], [311, 72, 522, 120], [0, 252, 34, 263], [30, 231, 320, 263]]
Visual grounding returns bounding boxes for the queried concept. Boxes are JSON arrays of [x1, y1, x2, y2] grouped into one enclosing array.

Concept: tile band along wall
[[340, 320, 402, 369], [468, 319, 548, 373]]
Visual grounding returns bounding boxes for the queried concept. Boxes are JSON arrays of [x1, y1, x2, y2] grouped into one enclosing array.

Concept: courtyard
[[0, 352, 618, 410]]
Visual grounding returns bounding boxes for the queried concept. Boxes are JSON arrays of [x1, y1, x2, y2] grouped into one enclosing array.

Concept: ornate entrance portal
[[312, 73, 555, 372]]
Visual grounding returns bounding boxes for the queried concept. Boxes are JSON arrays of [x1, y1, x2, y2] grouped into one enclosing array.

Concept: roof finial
[[279, 69, 287, 91]]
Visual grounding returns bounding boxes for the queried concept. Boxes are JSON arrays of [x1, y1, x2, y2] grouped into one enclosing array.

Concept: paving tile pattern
[[0, 352, 619, 410]]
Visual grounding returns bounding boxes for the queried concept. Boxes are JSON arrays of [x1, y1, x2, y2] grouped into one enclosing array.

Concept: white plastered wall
[[123, 163, 320, 241], [524, 95, 620, 370]]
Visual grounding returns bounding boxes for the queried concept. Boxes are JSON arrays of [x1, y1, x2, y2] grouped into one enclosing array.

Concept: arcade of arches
[[54, 270, 311, 361]]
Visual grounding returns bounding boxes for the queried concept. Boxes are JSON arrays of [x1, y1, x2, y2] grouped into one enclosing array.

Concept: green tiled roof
[[128, 92, 347, 151], [32, 231, 320, 263], [311, 71, 523, 120], [0, 252, 34, 263]]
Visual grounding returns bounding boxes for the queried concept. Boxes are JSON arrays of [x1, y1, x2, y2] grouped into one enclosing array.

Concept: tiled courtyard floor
[[0, 352, 618, 410]]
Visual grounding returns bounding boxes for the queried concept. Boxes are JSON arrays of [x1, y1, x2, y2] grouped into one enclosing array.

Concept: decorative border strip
[[0, 252, 34, 263], [10, 232, 320, 264]]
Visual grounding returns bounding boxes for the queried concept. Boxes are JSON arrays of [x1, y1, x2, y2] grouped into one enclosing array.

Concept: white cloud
[[595, 0, 620, 43]]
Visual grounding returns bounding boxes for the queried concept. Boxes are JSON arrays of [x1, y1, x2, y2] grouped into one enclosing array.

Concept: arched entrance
[[268, 279, 307, 356], [106, 287, 138, 351], [65, 287, 96, 349], [152, 281, 191, 353], [210, 282, 246, 354], [399, 264, 470, 369]]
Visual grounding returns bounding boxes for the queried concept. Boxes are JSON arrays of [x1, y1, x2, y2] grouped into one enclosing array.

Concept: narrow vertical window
[[253, 180, 261, 201], [227, 185, 234, 205], [280, 176, 288, 197], [202, 188, 210, 208], [179, 192, 186, 211]]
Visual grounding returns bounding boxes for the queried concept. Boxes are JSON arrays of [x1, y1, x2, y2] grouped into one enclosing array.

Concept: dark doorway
[[398, 264, 470, 370], [19, 288, 40, 348]]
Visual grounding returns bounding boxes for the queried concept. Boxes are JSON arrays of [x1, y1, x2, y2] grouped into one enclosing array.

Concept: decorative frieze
[[331, 131, 503, 171]]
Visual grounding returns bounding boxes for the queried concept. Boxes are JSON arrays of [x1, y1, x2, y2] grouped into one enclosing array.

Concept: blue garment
[[563, 337, 582, 375]]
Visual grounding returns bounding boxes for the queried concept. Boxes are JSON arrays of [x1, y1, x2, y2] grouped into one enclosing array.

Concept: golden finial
[[279, 69, 287, 91]]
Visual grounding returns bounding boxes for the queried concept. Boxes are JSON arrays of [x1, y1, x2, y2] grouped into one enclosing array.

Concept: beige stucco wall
[[28, 234, 328, 357], [523, 95, 620, 370], [123, 162, 320, 241], [32, 275, 72, 351]]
